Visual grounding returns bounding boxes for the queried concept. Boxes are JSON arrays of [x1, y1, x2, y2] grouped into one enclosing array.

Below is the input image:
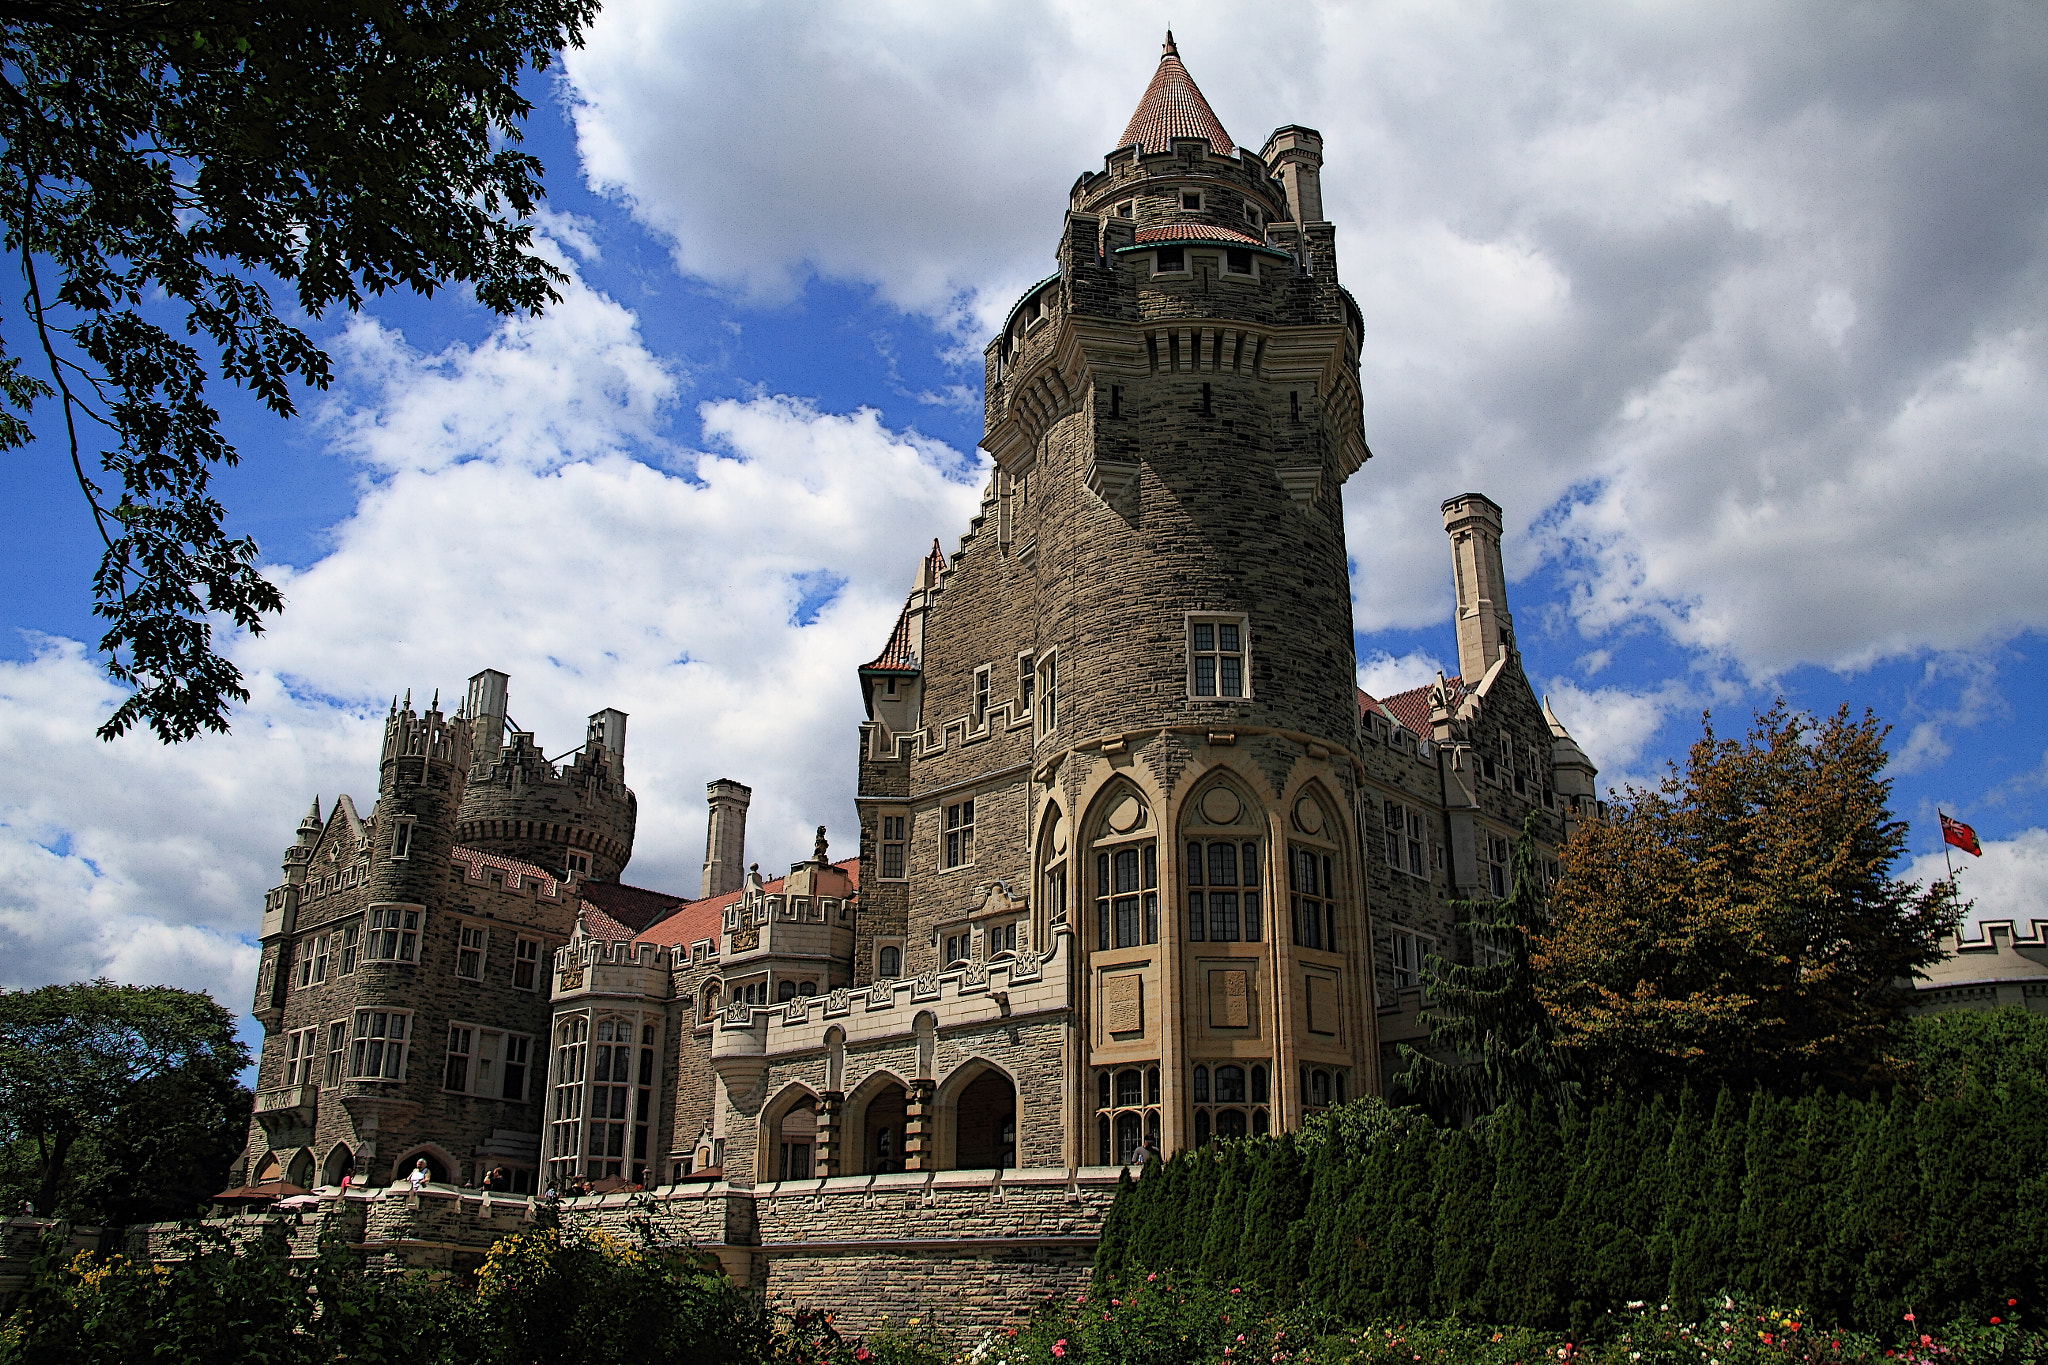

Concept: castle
[[237, 34, 1601, 1313]]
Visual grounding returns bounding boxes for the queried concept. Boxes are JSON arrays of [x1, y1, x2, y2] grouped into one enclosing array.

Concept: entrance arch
[[846, 1072, 909, 1175], [321, 1143, 354, 1188], [950, 1067, 1016, 1170]]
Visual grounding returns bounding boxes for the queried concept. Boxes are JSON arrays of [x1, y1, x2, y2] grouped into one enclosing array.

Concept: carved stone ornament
[[911, 966, 943, 1000], [825, 987, 852, 1017], [963, 959, 992, 989], [723, 999, 754, 1025], [783, 998, 810, 1024], [866, 981, 895, 1009]]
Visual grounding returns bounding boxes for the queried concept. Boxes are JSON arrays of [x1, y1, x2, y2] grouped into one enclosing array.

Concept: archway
[[951, 1068, 1016, 1170], [777, 1099, 818, 1181], [861, 1082, 908, 1174], [391, 1147, 450, 1185], [322, 1143, 354, 1188], [286, 1149, 315, 1189], [252, 1152, 282, 1184]]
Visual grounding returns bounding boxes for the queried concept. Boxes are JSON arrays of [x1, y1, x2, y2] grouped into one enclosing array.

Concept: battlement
[[557, 936, 675, 973], [450, 846, 571, 902], [380, 695, 471, 772]]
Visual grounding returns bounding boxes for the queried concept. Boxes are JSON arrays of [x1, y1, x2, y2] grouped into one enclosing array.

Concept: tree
[[1396, 811, 1581, 1122], [1534, 702, 1963, 1097], [0, 979, 249, 1216], [1, 0, 597, 743]]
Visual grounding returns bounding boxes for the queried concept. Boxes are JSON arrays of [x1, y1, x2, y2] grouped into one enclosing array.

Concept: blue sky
[[3, 2, 2046, 1025]]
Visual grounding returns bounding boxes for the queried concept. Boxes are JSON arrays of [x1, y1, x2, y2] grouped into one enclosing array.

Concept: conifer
[[1481, 1099, 1572, 1326], [1427, 1127, 1492, 1316], [1398, 812, 1581, 1123]]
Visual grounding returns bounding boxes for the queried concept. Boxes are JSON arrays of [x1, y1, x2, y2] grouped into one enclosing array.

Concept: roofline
[[1113, 239, 1293, 262], [998, 272, 1063, 341]]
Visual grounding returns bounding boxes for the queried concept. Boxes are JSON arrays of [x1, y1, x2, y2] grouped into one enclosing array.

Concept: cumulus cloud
[[1905, 828, 2048, 934], [0, 253, 986, 1006], [1356, 649, 1447, 701], [564, 1, 2048, 678]]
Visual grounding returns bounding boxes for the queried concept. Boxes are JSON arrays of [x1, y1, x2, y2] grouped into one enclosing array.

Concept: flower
[[1992, 1317, 2003, 1325], [1904, 1315, 1916, 1324], [2011, 1300, 2020, 1307], [855, 1351, 870, 1362]]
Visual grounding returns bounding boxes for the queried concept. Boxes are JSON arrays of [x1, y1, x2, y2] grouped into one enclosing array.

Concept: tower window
[[1200, 382, 1211, 415], [1109, 384, 1121, 418], [1036, 653, 1059, 734], [1187, 615, 1248, 699], [1290, 390, 1300, 422], [1095, 841, 1157, 950], [973, 666, 991, 728], [366, 906, 421, 962], [1187, 839, 1262, 942], [944, 800, 975, 868], [1116, 200, 1134, 218], [880, 814, 906, 880], [1225, 248, 1253, 275], [1289, 847, 1337, 951], [349, 1009, 410, 1081], [565, 852, 591, 877], [513, 937, 541, 991], [456, 925, 487, 980], [390, 819, 415, 860], [1180, 190, 1202, 210], [1154, 246, 1185, 274]]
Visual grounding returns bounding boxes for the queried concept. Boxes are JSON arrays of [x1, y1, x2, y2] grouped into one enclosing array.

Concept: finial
[[1163, 29, 1177, 57], [430, 688, 439, 711], [403, 688, 411, 710]]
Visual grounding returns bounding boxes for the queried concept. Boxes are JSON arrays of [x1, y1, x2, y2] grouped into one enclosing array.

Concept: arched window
[[879, 946, 902, 978], [701, 984, 721, 1019], [1186, 839, 1263, 942], [1091, 792, 1156, 951], [776, 980, 797, 1003], [1094, 1063, 1159, 1165], [1193, 1059, 1269, 1144]]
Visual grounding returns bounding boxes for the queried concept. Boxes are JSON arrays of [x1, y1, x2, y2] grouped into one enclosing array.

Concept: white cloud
[[0, 257, 986, 1008], [1541, 677, 1697, 791], [1905, 828, 2048, 934], [562, 1, 2048, 677], [1356, 649, 1446, 702]]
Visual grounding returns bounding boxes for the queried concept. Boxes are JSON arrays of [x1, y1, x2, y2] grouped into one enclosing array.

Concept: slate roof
[[579, 879, 691, 934], [1377, 677, 1465, 737], [1118, 32, 1234, 155], [1135, 222, 1262, 245]]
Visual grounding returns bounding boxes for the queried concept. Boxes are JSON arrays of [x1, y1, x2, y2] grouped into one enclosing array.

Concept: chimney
[[701, 779, 752, 899], [466, 669, 509, 757], [1441, 493, 1514, 682]]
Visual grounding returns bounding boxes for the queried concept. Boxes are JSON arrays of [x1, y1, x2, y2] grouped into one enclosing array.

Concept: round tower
[[984, 30, 1369, 754], [453, 670, 638, 882], [363, 690, 473, 908]]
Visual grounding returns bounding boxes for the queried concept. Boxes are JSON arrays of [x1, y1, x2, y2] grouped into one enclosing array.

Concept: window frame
[[1185, 837, 1263, 943], [944, 798, 976, 869], [972, 665, 991, 729], [365, 904, 422, 963], [512, 936, 542, 991], [389, 818, 415, 860], [455, 923, 488, 980], [879, 812, 907, 881], [1185, 613, 1250, 700], [1153, 245, 1187, 275], [1288, 844, 1338, 952], [1036, 651, 1059, 736], [282, 1025, 320, 1087], [1179, 188, 1204, 211], [348, 1008, 412, 1082]]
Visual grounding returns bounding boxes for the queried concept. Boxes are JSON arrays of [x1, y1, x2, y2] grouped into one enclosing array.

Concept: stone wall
[[51, 1169, 1121, 1342]]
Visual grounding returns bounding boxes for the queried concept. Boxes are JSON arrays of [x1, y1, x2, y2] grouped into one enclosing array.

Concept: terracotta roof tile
[[578, 903, 638, 942], [861, 602, 918, 672], [632, 858, 860, 951], [926, 537, 947, 582], [1380, 677, 1463, 737], [1119, 32, 1234, 156], [578, 879, 690, 934], [1135, 222, 1261, 245]]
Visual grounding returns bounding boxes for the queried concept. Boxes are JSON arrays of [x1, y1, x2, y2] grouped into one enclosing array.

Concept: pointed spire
[[302, 796, 323, 827], [1119, 31, 1234, 155]]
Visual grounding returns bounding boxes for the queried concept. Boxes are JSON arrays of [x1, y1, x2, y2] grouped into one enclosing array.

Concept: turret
[[364, 689, 473, 908], [1442, 493, 1515, 683], [454, 670, 638, 881]]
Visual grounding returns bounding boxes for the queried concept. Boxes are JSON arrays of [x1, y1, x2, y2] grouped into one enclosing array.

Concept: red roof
[[631, 858, 861, 952], [1119, 32, 1234, 156], [925, 537, 946, 582], [579, 879, 690, 934], [578, 902, 638, 941], [1135, 222, 1261, 245], [1379, 677, 1464, 737], [861, 602, 917, 672]]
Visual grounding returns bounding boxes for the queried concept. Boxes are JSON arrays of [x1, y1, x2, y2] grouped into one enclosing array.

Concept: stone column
[[904, 1080, 937, 1171], [815, 1091, 843, 1177]]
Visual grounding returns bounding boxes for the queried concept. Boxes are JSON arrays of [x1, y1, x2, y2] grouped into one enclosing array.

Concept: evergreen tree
[[1427, 1128, 1493, 1317], [1481, 1099, 1573, 1326], [1562, 1097, 1653, 1332], [1398, 811, 1581, 1123], [1843, 1088, 1921, 1328]]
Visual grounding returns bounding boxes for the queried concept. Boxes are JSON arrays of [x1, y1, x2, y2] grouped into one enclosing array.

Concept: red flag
[[1940, 813, 1982, 857]]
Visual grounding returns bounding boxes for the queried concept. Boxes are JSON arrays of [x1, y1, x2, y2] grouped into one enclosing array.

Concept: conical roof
[[1118, 31, 1234, 155]]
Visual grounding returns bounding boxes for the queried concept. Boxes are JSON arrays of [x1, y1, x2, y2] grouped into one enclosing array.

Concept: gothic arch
[[1077, 776, 1163, 955], [933, 1056, 1018, 1171], [841, 1068, 911, 1176], [1036, 798, 1069, 946], [321, 1142, 354, 1188], [758, 1080, 823, 1185], [389, 1143, 456, 1187], [286, 1150, 315, 1189]]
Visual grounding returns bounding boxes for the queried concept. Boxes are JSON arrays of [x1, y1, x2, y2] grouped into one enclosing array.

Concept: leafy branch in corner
[[0, 0, 597, 741]]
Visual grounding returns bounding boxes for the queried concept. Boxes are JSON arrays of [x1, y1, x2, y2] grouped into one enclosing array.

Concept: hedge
[[1094, 1080, 2048, 1337]]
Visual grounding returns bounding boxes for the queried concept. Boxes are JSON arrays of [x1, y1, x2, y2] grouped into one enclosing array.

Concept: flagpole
[[1940, 808, 1955, 881]]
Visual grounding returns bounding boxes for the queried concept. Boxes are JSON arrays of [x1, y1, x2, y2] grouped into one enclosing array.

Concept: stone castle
[[236, 34, 1602, 1319]]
